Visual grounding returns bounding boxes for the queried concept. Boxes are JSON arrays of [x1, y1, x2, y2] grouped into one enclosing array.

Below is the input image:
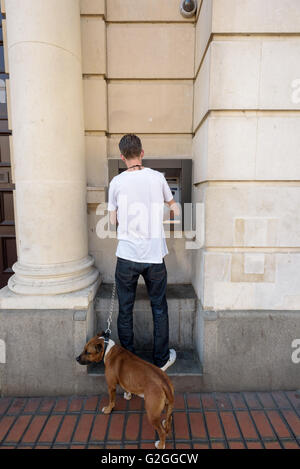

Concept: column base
[[0, 274, 101, 310], [8, 256, 99, 296]]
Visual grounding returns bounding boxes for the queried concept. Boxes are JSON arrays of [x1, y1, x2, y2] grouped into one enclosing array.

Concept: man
[[108, 134, 178, 371]]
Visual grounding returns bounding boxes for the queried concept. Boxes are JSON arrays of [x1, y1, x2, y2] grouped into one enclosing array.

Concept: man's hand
[[166, 198, 180, 217]]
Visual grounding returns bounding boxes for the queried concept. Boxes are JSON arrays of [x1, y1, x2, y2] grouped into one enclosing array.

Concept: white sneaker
[[160, 349, 176, 372]]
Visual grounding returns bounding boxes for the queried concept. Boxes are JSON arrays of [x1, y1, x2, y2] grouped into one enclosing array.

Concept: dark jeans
[[115, 257, 169, 368]]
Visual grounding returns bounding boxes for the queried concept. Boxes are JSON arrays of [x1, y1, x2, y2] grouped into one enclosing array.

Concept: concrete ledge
[[198, 307, 300, 391], [89, 349, 203, 393], [0, 281, 106, 396]]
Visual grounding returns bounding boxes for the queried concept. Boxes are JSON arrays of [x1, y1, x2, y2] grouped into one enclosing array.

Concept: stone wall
[[192, 0, 300, 310]]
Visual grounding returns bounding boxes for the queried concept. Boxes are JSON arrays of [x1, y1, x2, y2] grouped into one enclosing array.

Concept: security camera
[[180, 0, 197, 18]]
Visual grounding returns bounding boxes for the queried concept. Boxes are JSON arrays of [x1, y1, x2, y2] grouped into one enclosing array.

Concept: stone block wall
[[192, 0, 300, 310]]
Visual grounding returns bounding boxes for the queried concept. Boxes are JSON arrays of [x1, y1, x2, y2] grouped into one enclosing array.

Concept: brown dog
[[76, 332, 174, 449]]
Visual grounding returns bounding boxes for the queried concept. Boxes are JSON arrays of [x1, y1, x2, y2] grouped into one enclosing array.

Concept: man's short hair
[[119, 134, 142, 160]]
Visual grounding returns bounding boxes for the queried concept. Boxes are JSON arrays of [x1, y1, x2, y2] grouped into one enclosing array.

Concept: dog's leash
[[105, 281, 116, 336], [100, 281, 117, 356]]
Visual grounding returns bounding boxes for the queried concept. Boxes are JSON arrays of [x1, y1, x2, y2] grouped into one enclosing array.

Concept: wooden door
[[0, 11, 16, 288]]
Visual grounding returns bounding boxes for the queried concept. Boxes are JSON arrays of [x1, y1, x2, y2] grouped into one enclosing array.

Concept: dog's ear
[[95, 341, 103, 354], [96, 330, 105, 338]]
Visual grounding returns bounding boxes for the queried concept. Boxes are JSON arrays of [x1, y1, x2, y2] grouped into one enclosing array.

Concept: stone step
[[88, 349, 203, 393], [93, 283, 203, 391], [95, 283, 198, 350]]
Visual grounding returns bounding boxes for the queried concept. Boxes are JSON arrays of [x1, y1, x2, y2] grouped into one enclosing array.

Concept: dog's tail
[[164, 399, 173, 435]]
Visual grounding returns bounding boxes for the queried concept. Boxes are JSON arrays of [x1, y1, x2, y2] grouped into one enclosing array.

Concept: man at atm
[[108, 134, 179, 372]]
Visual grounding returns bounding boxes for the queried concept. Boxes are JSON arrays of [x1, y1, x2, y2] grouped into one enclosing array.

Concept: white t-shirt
[[108, 167, 173, 264]]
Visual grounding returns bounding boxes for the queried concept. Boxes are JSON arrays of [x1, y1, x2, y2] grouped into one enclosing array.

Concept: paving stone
[[0, 391, 299, 450]]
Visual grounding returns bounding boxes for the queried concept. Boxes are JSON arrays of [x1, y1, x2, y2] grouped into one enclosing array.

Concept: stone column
[[5, 0, 99, 295]]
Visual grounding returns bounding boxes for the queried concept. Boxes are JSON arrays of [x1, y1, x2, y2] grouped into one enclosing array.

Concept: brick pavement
[[0, 391, 299, 449]]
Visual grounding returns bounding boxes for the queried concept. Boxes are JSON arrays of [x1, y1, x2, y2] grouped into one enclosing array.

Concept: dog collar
[[103, 339, 115, 363], [103, 335, 110, 356], [99, 335, 115, 362]]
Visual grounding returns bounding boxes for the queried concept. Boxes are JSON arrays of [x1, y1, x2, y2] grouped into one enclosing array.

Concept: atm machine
[[108, 159, 192, 229]]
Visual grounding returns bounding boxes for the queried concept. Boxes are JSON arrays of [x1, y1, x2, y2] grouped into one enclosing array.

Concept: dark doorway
[[0, 11, 16, 288]]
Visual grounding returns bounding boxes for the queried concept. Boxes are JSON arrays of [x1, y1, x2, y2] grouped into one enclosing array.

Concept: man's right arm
[[162, 175, 180, 216], [107, 179, 117, 226], [166, 198, 180, 217]]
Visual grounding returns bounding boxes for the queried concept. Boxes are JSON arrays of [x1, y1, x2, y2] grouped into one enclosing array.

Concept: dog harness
[[99, 333, 115, 362]]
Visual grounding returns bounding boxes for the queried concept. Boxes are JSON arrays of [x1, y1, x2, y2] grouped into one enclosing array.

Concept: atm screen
[[164, 176, 180, 204], [108, 158, 192, 228]]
